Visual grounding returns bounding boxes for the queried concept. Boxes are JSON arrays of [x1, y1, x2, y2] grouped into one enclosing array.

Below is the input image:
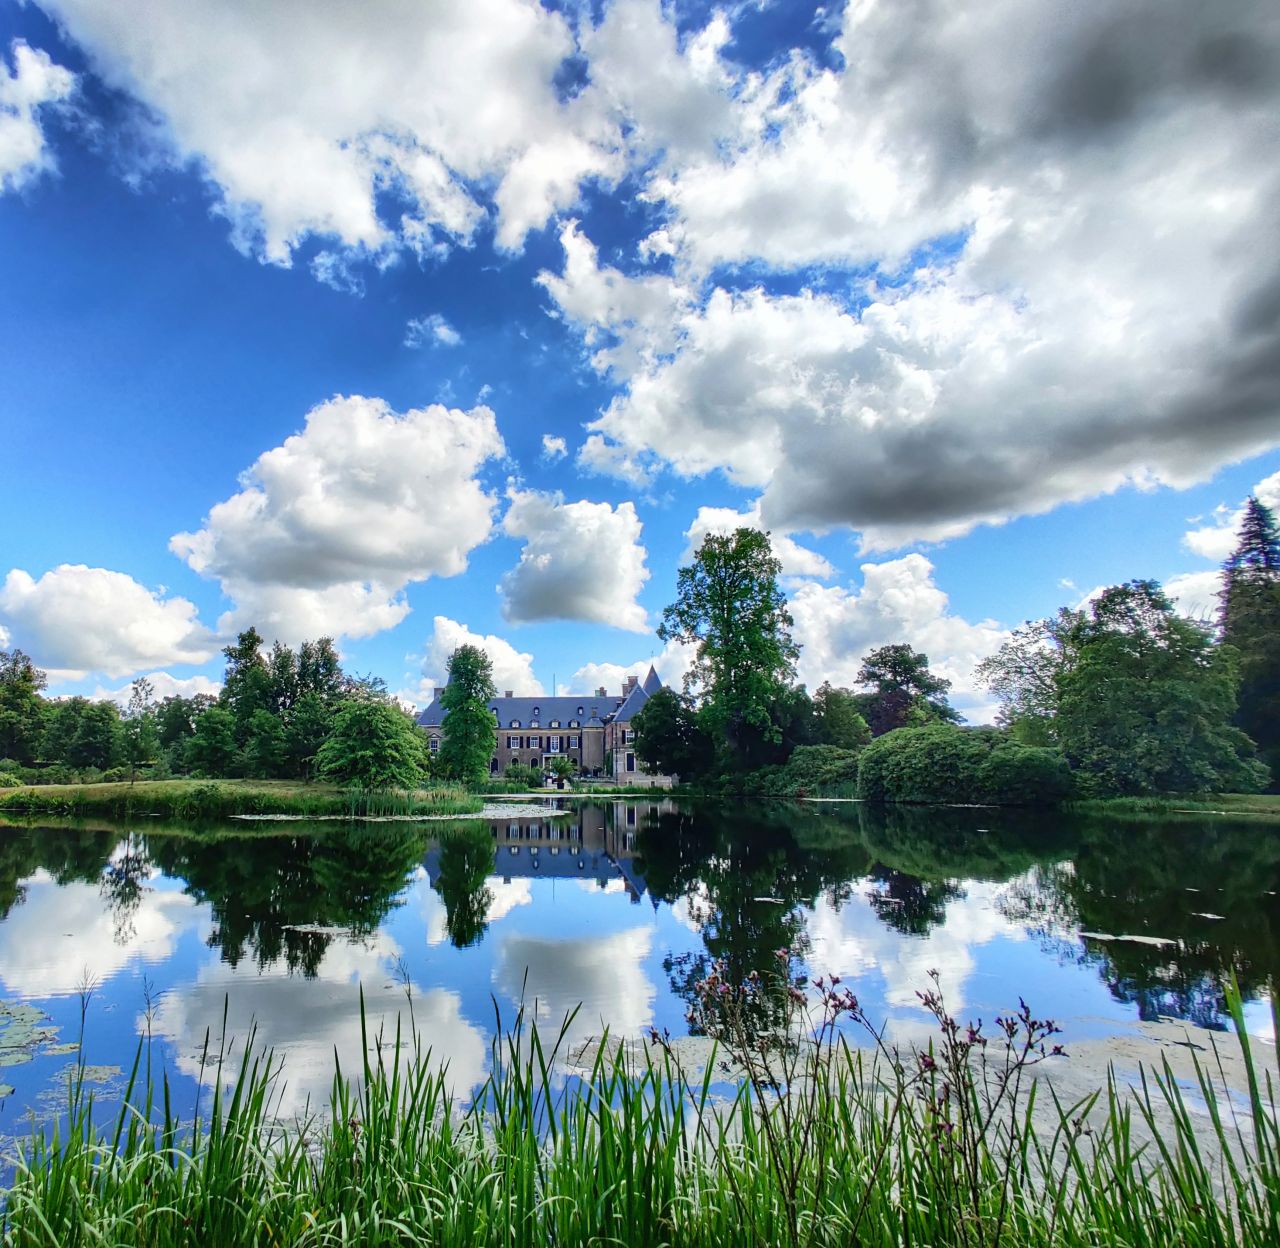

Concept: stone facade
[[416, 666, 674, 784]]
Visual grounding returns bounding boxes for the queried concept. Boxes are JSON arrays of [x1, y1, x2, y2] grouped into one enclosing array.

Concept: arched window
[[532, 706, 540, 717]]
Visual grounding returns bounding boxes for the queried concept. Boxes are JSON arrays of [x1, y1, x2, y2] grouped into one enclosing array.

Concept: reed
[[3, 976, 1276, 1247], [0, 779, 482, 822]]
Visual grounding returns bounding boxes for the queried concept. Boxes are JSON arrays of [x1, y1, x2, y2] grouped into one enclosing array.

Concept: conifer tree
[[1220, 495, 1280, 786]]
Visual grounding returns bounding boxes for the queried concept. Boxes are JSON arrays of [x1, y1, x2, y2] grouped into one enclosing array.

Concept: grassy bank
[[5, 981, 1278, 1247], [0, 779, 483, 822], [1071, 792, 1280, 822]]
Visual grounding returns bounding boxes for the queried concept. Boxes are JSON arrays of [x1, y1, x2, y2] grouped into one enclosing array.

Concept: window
[[506, 735, 518, 749], [510, 719, 521, 728], [625, 729, 636, 744], [428, 737, 439, 752], [530, 721, 539, 729], [569, 719, 579, 729], [568, 735, 579, 749], [528, 735, 541, 748], [489, 758, 499, 774], [576, 706, 584, 717], [550, 719, 560, 728], [626, 752, 636, 772], [549, 735, 561, 752], [532, 706, 540, 717]]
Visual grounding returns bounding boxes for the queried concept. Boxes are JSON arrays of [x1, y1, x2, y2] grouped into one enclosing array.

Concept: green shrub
[[0, 773, 22, 789], [857, 724, 1072, 805]]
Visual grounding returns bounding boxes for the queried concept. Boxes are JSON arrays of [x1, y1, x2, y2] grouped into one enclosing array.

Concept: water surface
[[0, 799, 1275, 1135]]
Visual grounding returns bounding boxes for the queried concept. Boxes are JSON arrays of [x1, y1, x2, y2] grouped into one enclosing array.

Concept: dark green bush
[[857, 724, 1072, 805]]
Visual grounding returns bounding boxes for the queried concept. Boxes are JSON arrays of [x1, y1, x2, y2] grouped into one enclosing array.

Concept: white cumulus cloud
[[170, 395, 505, 643], [0, 565, 218, 681], [550, 0, 1280, 550], [0, 40, 74, 192], [37, 0, 618, 266], [568, 636, 696, 698], [407, 615, 545, 706], [92, 671, 222, 707], [789, 554, 1008, 721], [540, 434, 567, 462], [499, 489, 650, 632]]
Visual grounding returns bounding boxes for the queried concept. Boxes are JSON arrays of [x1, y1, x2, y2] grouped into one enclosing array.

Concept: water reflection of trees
[[147, 825, 430, 977], [0, 825, 124, 920], [1003, 818, 1280, 1029], [637, 802, 869, 1038], [431, 824, 496, 949]]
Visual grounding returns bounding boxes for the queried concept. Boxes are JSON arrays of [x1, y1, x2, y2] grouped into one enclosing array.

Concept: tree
[[975, 610, 1081, 743], [66, 700, 123, 770], [855, 644, 959, 737], [283, 691, 333, 780], [156, 693, 217, 751], [0, 649, 47, 766], [220, 628, 271, 743], [812, 682, 871, 751], [658, 528, 799, 769], [122, 677, 159, 784], [548, 755, 576, 785], [432, 826, 495, 948], [316, 698, 427, 791], [243, 708, 288, 778], [1220, 496, 1280, 785], [437, 645, 497, 786], [1058, 581, 1268, 795], [185, 705, 240, 777], [633, 688, 716, 780]]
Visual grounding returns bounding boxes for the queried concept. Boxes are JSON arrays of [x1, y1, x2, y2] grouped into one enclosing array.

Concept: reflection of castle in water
[[423, 801, 676, 905]]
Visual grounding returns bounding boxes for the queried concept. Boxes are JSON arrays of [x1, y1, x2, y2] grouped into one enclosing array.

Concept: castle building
[[415, 665, 673, 786]]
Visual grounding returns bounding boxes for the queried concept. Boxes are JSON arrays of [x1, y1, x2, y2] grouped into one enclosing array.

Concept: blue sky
[[1, 0, 1277, 718]]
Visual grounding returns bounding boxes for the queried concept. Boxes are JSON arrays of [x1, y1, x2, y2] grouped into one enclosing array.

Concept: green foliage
[[855, 644, 960, 737], [1220, 495, 1280, 786], [812, 682, 870, 750], [659, 528, 800, 770], [1058, 581, 1268, 795], [438, 645, 498, 785], [219, 627, 272, 743], [856, 723, 1072, 805], [748, 744, 863, 797], [548, 755, 576, 783], [975, 610, 1080, 740], [316, 697, 427, 791], [0, 649, 47, 766], [121, 677, 159, 783], [503, 761, 542, 789], [432, 825, 496, 948], [282, 691, 333, 780], [632, 687, 715, 780], [242, 708, 287, 779], [184, 706, 240, 777]]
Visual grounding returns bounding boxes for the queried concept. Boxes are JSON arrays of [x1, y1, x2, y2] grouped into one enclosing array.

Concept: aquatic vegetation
[[0, 779, 482, 822], [3, 976, 1278, 1247]]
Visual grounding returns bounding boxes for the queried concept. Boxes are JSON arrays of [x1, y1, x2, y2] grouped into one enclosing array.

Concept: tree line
[[2, 494, 1277, 801], [633, 498, 1279, 801]]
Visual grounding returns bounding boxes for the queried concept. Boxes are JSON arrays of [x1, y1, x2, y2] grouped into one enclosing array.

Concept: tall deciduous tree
[[185, 705, 239, 777], [975, 609, 1081, 744], [438, 645, 497, 785], [633, 688, 715, 780], [220, 628, 271, 742], [658, 528, 799, 769], [855, 644, 959, 737], [316, 698, 427, 791], [0, 649, 47, 766], [1059, 580, 1267, 795], [1220, 495, 1280, 786], [812, 682, 871, 751], [122, 676, 159, 784]]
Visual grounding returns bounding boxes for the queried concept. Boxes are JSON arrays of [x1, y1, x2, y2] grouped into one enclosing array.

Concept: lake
[[0, 798, 1275, 1137]]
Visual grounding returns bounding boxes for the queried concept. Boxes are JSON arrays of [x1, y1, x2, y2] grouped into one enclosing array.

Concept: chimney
[[622, 675, 638, 696], [433, 687, 445, 700], [596, 686, 607, 698], [504, 690, 513, 699]]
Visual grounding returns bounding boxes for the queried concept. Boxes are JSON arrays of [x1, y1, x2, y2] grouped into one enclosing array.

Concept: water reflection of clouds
[[421, 875, 532, 946], [146, 934, 487, 1118], [807, 882, 1024, 1014], [0, 872, 208, 998], [493, 926, 655, 1048]]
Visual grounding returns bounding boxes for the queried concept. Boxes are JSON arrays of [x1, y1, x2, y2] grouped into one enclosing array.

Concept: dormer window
[[569, 719, 579, 729], [532, 706, 540, 717], [530, 720, 539, 729], [550, 719, 560, 728], [510, 719, 521, 728], [577, 706, 584, 716]]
